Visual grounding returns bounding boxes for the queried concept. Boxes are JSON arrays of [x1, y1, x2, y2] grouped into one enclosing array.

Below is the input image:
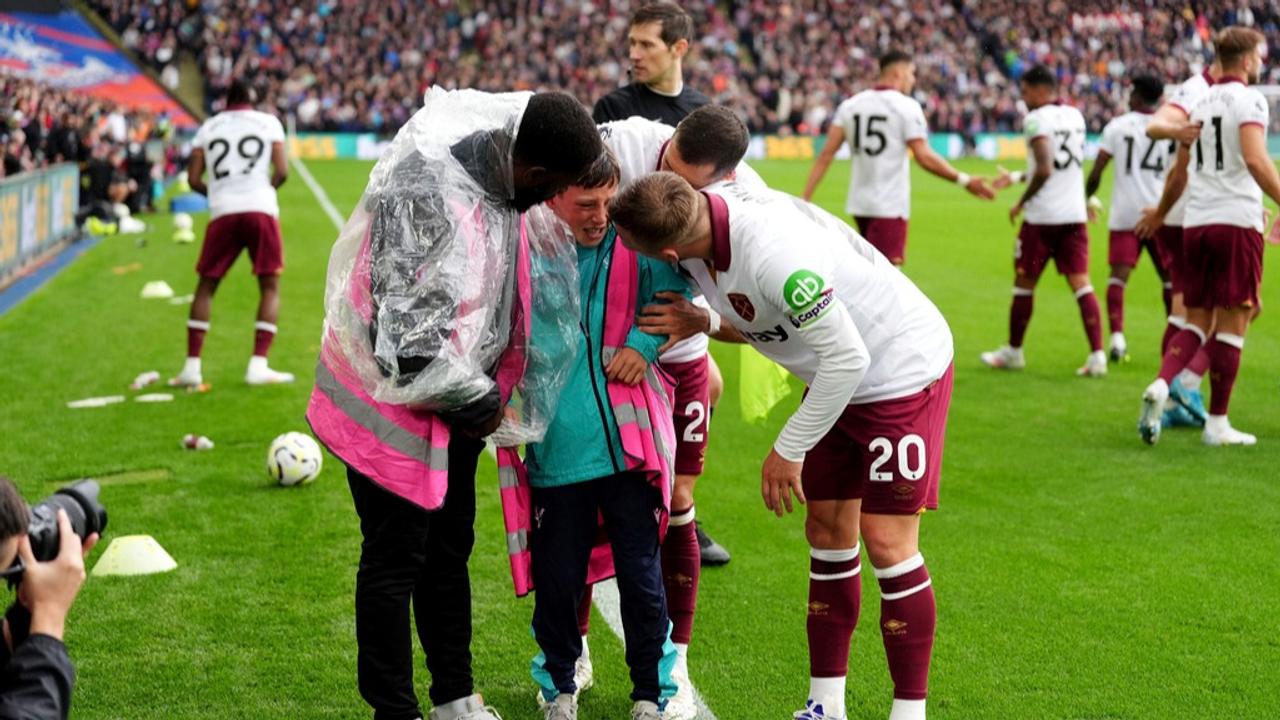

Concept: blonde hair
[[608, 172, 702, 252]]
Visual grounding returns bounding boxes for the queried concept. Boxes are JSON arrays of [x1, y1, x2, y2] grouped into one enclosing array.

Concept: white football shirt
[[680, 182, 953, 461], [1164, 71, 1214, 226], [1022, 103, 1088, 225], [192, 108, 286, 219], [598, 115, 766, 363], [1098, 111, 1177, 231], [1184, 79, 1269, 231], [832, 88, 928, 218]]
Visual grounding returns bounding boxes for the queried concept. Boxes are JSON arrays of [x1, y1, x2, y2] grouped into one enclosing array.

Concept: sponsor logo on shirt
[[741, 325, 789, 343], [784, 269, 826, 313], [788, 289, 835, 329], [728, 292, 756, 321]]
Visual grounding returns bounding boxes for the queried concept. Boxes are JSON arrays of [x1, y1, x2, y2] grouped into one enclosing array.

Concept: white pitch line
[[291, 156, 346, 231], [294, 152, 715, 718], [594, 578, 720, 720]]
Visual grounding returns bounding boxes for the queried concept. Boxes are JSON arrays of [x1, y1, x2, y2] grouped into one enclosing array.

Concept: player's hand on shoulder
[[638, 291, 710, 351], [605, 347, 648, 386], [761, 449, 805, 517], [1174, 121, 1204, 146]]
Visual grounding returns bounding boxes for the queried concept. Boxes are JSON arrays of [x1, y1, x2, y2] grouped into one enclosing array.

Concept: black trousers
[[530, 473, 669, 703], [347, 435, 485, 720]]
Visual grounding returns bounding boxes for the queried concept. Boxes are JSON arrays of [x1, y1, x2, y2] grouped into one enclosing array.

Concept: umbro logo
[[883, 618, 908, 635], [808, 601, 829, 616]]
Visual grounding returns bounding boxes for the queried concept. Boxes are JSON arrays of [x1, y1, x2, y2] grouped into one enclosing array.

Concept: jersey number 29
[[208, 135, 266, 179]]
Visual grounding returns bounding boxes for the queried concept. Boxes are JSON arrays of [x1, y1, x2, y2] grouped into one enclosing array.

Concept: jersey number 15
[[849, 114, 889, 157]]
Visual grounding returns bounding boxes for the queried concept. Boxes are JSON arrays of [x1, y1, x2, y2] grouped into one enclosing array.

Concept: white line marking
[[594, 578, 719, 720], [291, 157, 346, 230]]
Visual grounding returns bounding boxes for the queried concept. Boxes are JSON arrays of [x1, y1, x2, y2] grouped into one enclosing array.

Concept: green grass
[[1, 157, 1278, 719]]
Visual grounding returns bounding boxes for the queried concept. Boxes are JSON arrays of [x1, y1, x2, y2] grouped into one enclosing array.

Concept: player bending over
[[612, 173, 954, 720]]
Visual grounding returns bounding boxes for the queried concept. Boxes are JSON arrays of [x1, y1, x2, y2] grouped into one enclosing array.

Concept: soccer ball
[[173, 212, 193, 231], [267, 432, 323, 486]]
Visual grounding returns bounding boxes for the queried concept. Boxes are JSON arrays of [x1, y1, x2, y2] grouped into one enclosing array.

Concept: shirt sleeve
[[754, 244, 868, 461], [832, 99, 854, 136], [626, 256, 692, 363], [266, 115, 286, 144], [0, 634, 75, 720], [191, 121, 208, 151], [1023, 110, 1047, 141], [1237, 90, 1270, 129], [902, 98, 928, 142], [1098, 120, 1118, 156]]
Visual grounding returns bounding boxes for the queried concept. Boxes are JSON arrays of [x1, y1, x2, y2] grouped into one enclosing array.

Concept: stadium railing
[[0, 164, 81, 290]]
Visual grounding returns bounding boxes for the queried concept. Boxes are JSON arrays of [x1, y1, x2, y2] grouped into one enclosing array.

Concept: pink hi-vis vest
[[497, 234, 677, 597], [307, 215, 531, 511]]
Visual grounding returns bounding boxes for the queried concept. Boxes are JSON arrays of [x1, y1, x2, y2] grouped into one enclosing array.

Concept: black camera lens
[[26, 481, 107, 563]]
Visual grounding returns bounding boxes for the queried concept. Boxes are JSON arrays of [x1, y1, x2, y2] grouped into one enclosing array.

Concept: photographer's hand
[[15, 511, 97, 641]]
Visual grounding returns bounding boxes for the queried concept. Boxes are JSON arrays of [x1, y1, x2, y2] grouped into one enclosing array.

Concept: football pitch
[[1, 157, 1277, 719]]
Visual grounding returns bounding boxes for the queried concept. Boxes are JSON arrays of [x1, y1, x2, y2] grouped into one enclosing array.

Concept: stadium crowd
[[70, 0, 1280, 136], [0, 75, 173, 212]]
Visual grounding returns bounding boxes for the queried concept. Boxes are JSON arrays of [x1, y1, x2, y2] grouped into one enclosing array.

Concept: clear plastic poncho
[[319, 88, 579, 445]]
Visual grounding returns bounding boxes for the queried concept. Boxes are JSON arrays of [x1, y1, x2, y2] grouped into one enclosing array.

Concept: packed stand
[[78, 0, 1280, 136], [0, 75, 175, 214]]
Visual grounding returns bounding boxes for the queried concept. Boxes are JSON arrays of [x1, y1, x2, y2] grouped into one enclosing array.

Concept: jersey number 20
[[868, 434, 926, 482]]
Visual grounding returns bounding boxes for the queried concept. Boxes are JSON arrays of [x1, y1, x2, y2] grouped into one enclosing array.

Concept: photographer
[[0, 478, 98, 720]]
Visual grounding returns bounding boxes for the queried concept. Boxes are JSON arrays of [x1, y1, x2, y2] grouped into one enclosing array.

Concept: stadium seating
[[67, 1, 1280, 136]]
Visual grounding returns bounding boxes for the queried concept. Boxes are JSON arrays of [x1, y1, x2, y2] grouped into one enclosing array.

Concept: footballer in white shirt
[[1139, 27, 1280, 447], [1134, 62, 1226, 426], [1084, 75, 1177, 362], [802, 50, 994, 266], [611, 172, 954, 720], [170, 80, 293, 388], [985, 65, 1107, 377]]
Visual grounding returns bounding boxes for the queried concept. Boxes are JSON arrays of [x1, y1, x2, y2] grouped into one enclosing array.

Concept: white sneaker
[[245, 356, 294, 385], [542, 694, 576, 720], [1202, 416, 1257, 446], [629, 701, 661, 720], [1076, 350, 1107, 377], [534, 647, 593, 709], [168, 357, 203, 388], [663, 664, 697, 720], [428, 694, 505, 720], [573, 651, 593, 696], [980, 345, 1025, 370], [1109, 332, 1128, 363], [1139, 379, 1169, 445]]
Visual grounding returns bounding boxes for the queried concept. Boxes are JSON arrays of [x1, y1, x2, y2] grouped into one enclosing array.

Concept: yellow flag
[[738, 345, 793, 423]]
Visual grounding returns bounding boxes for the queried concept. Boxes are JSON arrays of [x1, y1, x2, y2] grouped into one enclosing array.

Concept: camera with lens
[[3, 481, 107, 644]]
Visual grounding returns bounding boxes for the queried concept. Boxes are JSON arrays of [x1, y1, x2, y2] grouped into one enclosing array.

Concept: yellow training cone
[[91, 535, 177, 576]]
